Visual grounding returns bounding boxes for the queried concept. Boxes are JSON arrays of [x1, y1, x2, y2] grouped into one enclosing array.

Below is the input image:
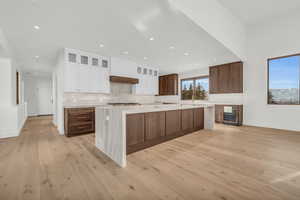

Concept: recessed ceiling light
[[99, 44, 104, 48], [143, 57, 148, 60], [184, 52, 189, 56], [34, 25, 40, 30], [149, 37, 154, 41], [35, 55, 39, 59], [169, 46, 175, 50], [122, 51, 129, 55]]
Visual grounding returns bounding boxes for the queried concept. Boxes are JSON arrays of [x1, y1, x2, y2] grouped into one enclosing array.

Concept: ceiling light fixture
[[149, 37, 154, 41], [169, 46, 175, 50], [99, 44, 104, 48], [184, 52, 189, 56], [122, 51, 129, 55], [143, 57, 148, 60], [35, 55, 39, 59], [34, 25, 40, 30]]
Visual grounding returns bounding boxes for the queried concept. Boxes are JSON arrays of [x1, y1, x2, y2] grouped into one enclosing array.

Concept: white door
[[37, 87, 53, 115]]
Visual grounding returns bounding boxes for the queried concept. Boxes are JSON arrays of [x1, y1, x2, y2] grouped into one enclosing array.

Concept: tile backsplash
[[64, 92, 156, 106]]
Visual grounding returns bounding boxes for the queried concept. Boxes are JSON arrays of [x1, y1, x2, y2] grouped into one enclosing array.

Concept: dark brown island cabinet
[[159, 74, 179, 95], [209, 61, 243, 94], [126, 108, 204, 154], [64, 107, 95, 137]]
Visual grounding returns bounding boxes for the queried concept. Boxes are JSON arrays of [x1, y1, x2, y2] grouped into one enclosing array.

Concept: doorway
[[24, 73, 53, 116]]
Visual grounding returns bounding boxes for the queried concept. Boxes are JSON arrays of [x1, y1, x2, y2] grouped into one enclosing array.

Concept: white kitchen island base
[[95, 104, 215, 167]]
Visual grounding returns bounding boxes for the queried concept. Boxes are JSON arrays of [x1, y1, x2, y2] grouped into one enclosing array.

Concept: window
[[143, 68, 147, 75], [102, 59, 108, 68], [268, 54, 300, 105], [81, 55, 88, 65], [92, 58, 99, 66], [181, 76, 209, 100], [137, 66, 142, 74], [68, 53, 77, 63]]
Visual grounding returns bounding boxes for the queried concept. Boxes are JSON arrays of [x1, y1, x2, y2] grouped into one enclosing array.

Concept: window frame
[[181, 75, 209, 101], [267, 53, 300, 105]]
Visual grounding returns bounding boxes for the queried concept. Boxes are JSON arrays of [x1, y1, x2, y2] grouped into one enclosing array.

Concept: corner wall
[[0, 58, 27, 138], [244, 11, 300, 131]]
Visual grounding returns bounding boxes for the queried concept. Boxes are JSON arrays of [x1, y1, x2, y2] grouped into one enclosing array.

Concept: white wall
[[54, 50, 66, 134], [170, 0, 246, 60], [244, 11, 300, 131], [24, 74, 53, 116], [0, 58, 13, 105], [0, 58, 27, 138]]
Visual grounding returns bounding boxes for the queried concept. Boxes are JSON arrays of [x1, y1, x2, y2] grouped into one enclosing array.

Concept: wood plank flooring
[[1, 116, 300, 200]]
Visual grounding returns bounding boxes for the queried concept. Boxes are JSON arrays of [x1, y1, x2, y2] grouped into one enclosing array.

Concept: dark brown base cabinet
[[215, 105, 243, 125], [126, 108, 204, 154], [64, 107, 95, 137]]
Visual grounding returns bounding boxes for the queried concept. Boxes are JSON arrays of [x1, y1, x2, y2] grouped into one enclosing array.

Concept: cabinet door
[[89, 67, 110, 93], [64, 63, 81, 92], [126, 114, 145, 148], [209, 67, 218, 94], [166, 110, 182, 136], [159, 76, 167, 95], [153, 75, 159, 95], [167, 75, 178, 95], [78, 65, 91, 92], [218, 65, 230, 93], [135, 73, 145, 95], [193, 108, 204, 131], [229, 62, 243, 93], [181, 109, 194, 134], [145, 112, 166, 141]]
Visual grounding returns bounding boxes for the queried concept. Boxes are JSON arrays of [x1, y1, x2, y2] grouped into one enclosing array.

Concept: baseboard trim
[[243, 123, 300, 133], [0, 128, 19, 139], [0, 117, 28, 139]]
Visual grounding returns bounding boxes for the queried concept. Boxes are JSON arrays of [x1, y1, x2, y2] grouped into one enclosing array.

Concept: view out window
[[268, 54, 300, 104], [181, 76, 209, 100]]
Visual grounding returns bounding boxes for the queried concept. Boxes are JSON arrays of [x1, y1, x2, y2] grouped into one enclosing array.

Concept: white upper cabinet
[[134, 66, 159, 95], [63, 48, 110, 93], [63, 49, 158, 95]]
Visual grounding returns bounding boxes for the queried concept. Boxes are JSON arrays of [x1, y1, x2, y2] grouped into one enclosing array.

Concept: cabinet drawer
[[68, 112, 94, 123], [69, 122, 95, 135], [64, 107, 95, 137]]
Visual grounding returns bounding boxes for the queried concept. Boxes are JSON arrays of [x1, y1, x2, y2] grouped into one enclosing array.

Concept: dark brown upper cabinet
[[209, 61, 243, 94], [159, 74, 178, 95]]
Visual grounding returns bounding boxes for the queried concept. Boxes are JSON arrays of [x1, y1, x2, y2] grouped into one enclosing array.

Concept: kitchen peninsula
[[95, 104, 215, 167]]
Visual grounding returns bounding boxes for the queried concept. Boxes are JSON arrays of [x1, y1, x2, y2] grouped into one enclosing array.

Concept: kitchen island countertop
[[95, 104, 215, 167]]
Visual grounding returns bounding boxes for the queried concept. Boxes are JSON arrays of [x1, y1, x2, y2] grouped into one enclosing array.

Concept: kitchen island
[[95, 104, 215, 167]]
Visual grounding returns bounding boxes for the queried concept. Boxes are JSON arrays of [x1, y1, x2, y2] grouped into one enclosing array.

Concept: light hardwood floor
[[1, 116, 300, 200]]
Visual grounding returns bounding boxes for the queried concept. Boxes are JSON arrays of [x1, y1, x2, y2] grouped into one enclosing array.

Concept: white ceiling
[[218, 0, 300, 24], [0, 0, 239, 74]]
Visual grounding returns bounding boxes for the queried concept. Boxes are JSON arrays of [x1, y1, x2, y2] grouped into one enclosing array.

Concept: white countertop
[[97, 104, 214, 114], [126, 104, 214, 114], [95, 103, 215, 167], [64, 104, 107, 108], [64, 102, 242, 109]]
